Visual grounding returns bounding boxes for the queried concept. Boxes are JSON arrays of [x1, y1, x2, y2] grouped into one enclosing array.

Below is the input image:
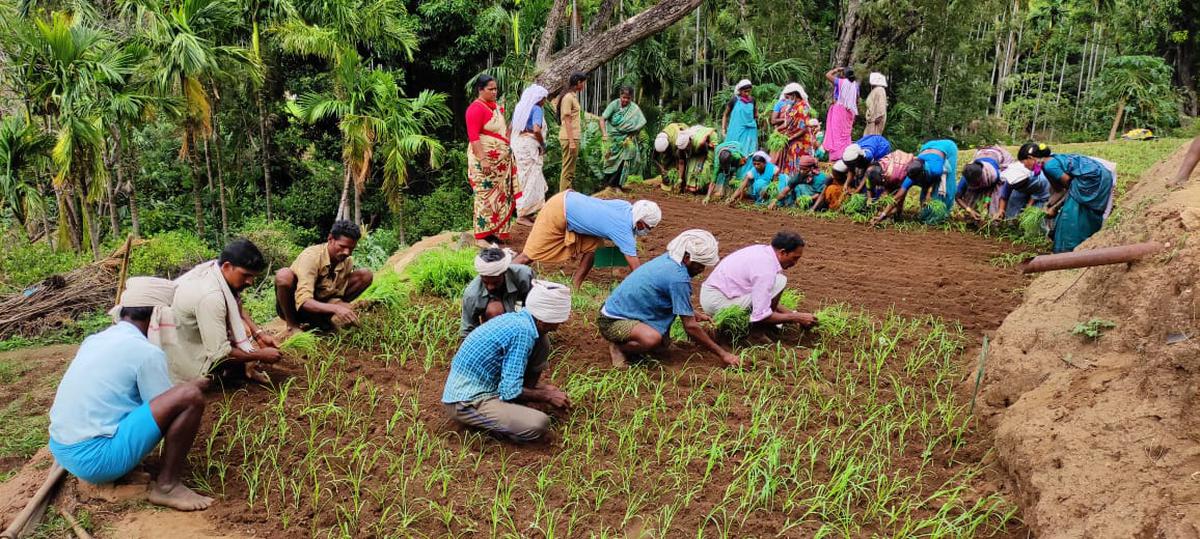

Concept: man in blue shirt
[[442, 280, 573, 442], [48, 277, 213, 511], [514, 191, 662, 290], [597, 230, 740, 368]]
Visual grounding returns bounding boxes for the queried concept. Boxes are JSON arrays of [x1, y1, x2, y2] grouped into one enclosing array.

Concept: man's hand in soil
[[541, 388, 571, 408], [255, 347, 282, 364], [721, 352, 741, 367], [693, 311, 712, 324], [330, 304, 359, 327], [792, 312, 817, 327], [255, 331, 280, 349]]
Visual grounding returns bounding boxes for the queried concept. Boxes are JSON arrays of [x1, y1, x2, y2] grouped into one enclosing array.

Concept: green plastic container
[[593, 246, 629, 268]]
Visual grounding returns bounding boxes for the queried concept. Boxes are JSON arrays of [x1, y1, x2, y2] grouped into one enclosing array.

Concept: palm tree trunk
[[353, 185, 362, 227], [188, 139, 206, 237], [79, 190, 100, 261], [1108, 96, 1126, 142], [129, 173, 141, 237], [336, 166, 352, 221], [202, 137, 226, 239], [257, 92, 273, 221], [107, 128, 124, 236]]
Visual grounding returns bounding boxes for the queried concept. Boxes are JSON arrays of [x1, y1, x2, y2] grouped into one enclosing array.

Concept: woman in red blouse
[[466, 75, 518, 246]]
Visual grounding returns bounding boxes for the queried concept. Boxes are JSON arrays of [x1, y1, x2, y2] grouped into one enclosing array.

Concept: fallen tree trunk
[[535, 0, 703, 95]]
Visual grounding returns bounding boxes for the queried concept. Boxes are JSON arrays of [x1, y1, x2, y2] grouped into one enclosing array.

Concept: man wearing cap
[[864, 73, 888, 136], [700, 231, 816, 332], [514, 191, 661, 290], [994, 161, 1051, 220], [598, 229, 739, 368], [48, 277, 213, 511], [461, 247, 535, 337], [767, 156, 826, 209], [442, 280, 573, 442]]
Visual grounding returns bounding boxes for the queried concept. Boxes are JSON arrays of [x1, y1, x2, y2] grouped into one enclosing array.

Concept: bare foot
[[148, 483, 214, 511], [244, 363, 271, 384], [609, 343, 629, 369], [517, 217, 536, 227]]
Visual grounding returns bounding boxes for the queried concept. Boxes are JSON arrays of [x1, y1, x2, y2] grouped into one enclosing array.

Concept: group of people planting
[[39, 61, 1200, 514], [469, 68, 1123, 256]]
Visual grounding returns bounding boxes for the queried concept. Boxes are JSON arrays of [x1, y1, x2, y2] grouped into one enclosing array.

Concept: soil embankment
[[981, 142, 1200, 537]]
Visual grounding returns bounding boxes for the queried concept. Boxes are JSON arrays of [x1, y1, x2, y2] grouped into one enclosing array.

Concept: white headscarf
[[751, 150, 773, 164], [654, 132, 669, 153], [869, 72, 887, 87], [832, 160, 848, 173], [474, 248, 513, 276], [674, 127, 693, 150], [667, 229, 720, 266], [735, 79, 752, 92], [842, 144, 863, 163], [524, 280, 571, 323], [109, 276, 178, 346], [1001, 162, 1032, 185], [631, 200, 662, 228], [779, 82, 809, 102], [508, 84, 549, 140]]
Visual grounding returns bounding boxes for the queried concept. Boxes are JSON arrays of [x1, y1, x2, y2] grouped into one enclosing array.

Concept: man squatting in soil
[[597, 230, 741, 368], [441, 280, 573, 442], [276, 220, 374, 335], [48, 277, 213, 511]]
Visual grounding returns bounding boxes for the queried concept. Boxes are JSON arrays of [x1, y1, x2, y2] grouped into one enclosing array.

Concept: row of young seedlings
[[189, 275, 1017, 537]]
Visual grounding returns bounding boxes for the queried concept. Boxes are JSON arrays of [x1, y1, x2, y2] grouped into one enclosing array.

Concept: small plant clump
[[280, 331, 320, 358], [1018, 206, 1050, 244], [778, 289, 804, 310], [841, 193, 868, 214], [406, 248, 476, 299], [919, 199, 950, 224], [713, 306, 750, 343], [871, 194, 896, 211], [1072, 318, 1117, 340], [814, 303, 852, 339], [358, 270, 409, 308], [793, 194, 814, 210], [767, 132, 787, 153], [669, 317, 689, 343]]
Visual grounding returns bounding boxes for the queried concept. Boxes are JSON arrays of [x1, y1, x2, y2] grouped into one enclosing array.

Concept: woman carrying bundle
[[773, 83, 816, 178], [599, 86, 647, 193]]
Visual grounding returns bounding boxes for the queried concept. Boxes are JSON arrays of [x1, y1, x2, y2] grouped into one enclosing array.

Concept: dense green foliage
[[128, 231, 216, 278]]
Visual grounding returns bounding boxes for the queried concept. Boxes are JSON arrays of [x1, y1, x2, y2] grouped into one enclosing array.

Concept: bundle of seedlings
[[841, 193, 868, 215], [1018, 205, 1050, 244], [713, 305, 750, 343], [767, 132, 787, 153], [406, 248, 476, 299]]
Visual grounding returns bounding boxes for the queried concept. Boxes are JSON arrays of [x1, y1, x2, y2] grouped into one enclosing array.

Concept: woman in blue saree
[[721, 79, 759, 171], [869, 139, 959, 225], [1043, 154, 1115, 252]]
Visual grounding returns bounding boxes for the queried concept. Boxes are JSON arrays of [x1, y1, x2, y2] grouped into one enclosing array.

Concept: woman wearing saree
[[955, 145, 1014, 222], [466, 75, 518, 246], [774, 83, 815, 178], [870, 139, 960, 226], [600, 86, 647, 192], [822, 67, 859, 161], [510, 84, 549, 226], [1043, 154, 1116, 253], [682, 125, 719, 193], [721, 80, 759, 162]]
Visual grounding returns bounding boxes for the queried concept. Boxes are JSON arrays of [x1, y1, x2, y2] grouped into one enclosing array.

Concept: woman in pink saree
[[822, 67, 859, 161]]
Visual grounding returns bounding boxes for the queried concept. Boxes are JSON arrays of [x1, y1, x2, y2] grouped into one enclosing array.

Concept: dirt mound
[[981, 142, 1200, 538], [509, 189, 1032, 335]]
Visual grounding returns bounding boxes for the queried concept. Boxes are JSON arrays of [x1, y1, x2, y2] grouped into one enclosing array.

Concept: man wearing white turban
[[461, 247, 535, 337], [598, 229, 741, 368], [442, 280, 573, 442], [514, 192, 661, 289], [701, 231, 816, 330], [49, 277, 214, 511]]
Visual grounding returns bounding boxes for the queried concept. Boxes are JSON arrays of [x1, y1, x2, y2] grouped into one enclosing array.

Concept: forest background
[[0, 0, 1196, 296]]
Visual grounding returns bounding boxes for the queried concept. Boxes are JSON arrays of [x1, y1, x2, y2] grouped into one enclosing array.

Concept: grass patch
[[0, 396, 49, 469], [1072, 318, 1117, 341], [0, 310, 111, 352], [405, 248, 476, 299], [779, 289, 804, 310]]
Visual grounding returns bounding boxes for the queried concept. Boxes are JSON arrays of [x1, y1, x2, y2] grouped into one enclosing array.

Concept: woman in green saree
[[600, 86, 647, 192]]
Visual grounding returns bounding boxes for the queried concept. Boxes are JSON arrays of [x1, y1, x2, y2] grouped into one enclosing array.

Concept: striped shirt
[[442, 311, 538, 403]]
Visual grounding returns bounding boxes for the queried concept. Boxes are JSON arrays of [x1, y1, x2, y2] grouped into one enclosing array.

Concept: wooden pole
[[0, 463, 66, 539], [113, 234, 134, 304]]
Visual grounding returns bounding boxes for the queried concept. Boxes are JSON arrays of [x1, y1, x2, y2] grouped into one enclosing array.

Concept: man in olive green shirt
[[275, 220, 373, 333], [557, 71, 588, 192]]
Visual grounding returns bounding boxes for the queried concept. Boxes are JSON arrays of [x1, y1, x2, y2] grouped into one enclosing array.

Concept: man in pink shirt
[[700, 231, 816, 327]]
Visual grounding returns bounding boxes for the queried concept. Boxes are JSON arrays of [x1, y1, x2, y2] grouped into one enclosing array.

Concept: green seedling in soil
[[922, 199, 950, 223], [841, 193, 868, 214], [1018, 205, 1049, 244], [357, 269, 408, 307], [669, 317, 689, 343], [778, 289, 804, 310], [793, 194, 814, 210], [712, 306, 750, 343], [988, 252, 1036, 268], [1072, 318, 1117, 340], [280, 331, 320, 358]]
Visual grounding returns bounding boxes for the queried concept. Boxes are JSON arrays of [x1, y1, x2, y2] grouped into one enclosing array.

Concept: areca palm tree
[[122, 0, 260, 238], [378, 89, 450, 243], [0, 116, 53, 239], [727, 33, 813, 87]]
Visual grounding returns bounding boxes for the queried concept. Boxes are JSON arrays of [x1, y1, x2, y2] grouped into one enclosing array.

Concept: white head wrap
[[842, 144, 863, 162], [807, 118, 821, 127], [832, 160, 849, 173], [674, 127, 693, 150], [667, 229, 720, 266], [735, 79, 752, 92], [654, 132, 669, 153], [524, 280, 572, 323], [751, 150, 773, 164], [779, 82, 808, 102], [631, 200, 662, 228], [108, 276, 178, 346], [508, 84, 549, 140], [869, 72, 887, 87], [1001, 162, 1032, 185], [474, 248, 513, 276]]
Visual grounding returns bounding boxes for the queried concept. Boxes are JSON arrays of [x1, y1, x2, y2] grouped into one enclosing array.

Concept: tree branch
[[586, 0, 620, 36], [537, 0, 570, 66], [536, 0, 702, 95]]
